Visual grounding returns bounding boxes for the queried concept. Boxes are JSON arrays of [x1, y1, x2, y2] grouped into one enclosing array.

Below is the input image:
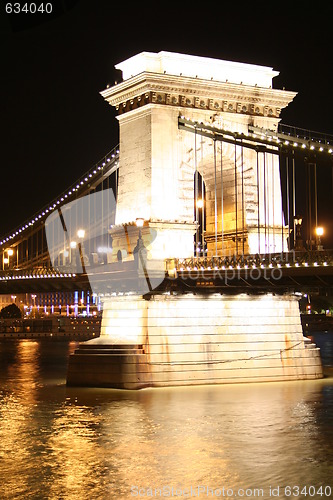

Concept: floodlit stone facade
[[67, 52, 323, 389], [101, 51, 297, 257], [67, 294, 322, 388]]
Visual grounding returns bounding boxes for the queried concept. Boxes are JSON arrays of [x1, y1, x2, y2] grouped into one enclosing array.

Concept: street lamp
[[135, 218, 145, 239], [134, 218, 147, 255], [31, 294, 36, 318], [2, 248, 14, 270], [294, 216, 304, 251], [77, 229, 86, 273], [195, 199, 205, 256], [315, 226, 324, 251]]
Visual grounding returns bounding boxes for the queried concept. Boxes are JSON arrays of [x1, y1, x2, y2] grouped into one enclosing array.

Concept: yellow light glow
[[7, 249, 14, 256], [135, 218, 144, 227], [196, 199, 204, 208], [70, 241, 77, 249], [315, 227, 324, 237], [77, 229, 85, 239], [3, 257, 9, 264]]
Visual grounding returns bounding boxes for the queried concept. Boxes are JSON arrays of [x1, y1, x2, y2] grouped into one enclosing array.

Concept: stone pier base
[[66, 293, 323, 389]]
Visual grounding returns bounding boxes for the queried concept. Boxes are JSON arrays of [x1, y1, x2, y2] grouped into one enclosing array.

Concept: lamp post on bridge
[[134, 218, 146, 261], [77, 229, 86, 273], [294, 216, 305, 251], [315, 226, 324, 251], [31, 294, 36, 318], [195, 198, 205, 256], [2, 248, 14, 270]]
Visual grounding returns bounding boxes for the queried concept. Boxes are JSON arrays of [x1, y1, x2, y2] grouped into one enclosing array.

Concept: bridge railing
[[0, 267, 77, 281], [168, 249, 333, 272], [0, 145, 120, 249], [1, 249, 332, 279], [278, 123, 333, 146]]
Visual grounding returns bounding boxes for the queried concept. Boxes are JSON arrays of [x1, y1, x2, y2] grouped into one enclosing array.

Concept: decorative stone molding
[[101, 72, 296, 120]]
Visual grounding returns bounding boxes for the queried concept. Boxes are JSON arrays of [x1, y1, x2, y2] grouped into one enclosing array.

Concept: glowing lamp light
[[77, 229, 85, 239], [315, 227, 324, 237], [70, 241, 77, 249], [7, 249, 14, 256], [196, 199, 204, 209], [136, 218, 144, 228]]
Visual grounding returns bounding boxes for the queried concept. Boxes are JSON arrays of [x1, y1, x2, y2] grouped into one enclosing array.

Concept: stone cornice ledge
[[101, 71, 297, 111], [109, 219, 197, 231]]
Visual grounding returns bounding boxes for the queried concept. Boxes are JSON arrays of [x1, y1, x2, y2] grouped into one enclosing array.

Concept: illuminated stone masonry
[[67, 294, 322, 388], [101, 50, 297, 257], [67, 51, 323, 388]]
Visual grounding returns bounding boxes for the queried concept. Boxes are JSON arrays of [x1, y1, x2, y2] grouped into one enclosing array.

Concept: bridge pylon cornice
[[101, 71, 296, 121]]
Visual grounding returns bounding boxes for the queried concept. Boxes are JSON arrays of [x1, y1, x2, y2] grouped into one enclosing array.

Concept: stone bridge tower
[[66, 52, 322, 389], [101, 51, 296, 259]]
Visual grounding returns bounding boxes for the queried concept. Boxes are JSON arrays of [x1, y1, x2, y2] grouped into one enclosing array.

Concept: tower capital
[[101, 51, 297, 122]]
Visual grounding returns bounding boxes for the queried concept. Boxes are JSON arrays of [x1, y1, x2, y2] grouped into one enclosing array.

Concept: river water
[[0, 333, 332, 500]]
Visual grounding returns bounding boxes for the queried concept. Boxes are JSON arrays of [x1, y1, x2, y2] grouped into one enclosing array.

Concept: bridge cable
[[214, 138, 218, 256], [272, 153, 275, 252], [241, 142, 245, 256], [266, 152, 270, 253], [280, 151, 285, 253], [256, 150, 260, 254], [286, 156, 290, 249], [292, 152, 296, 248], [263, 152, 267, 252], [107, 170, 110, 252], [308, 161, 312, 250], [220, 142, 224, 256], [194, 127, 199, 255], [314, 162, 318, 234], [201, 139, 205, 255], [234, 139, 238, 255]]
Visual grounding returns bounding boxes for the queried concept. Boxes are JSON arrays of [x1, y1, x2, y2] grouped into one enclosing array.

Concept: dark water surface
[[0, 334, 332, 499]]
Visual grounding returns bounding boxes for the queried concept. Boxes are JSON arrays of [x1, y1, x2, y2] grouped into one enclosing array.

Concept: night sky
[[1, 1, 332, 246]]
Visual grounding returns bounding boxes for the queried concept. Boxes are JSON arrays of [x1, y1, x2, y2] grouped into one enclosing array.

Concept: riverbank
[[0, 316, 101, 340], [0, 331, 98, 340], [301, 313, 333, 333], [1, 314, 332, 341]]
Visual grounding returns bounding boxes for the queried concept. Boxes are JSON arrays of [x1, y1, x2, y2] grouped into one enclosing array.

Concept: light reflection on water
[[0, 338, 332, 499]]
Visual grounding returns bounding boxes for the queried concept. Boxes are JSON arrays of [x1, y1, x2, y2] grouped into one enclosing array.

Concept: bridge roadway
[[0, 268, 90, 294], [0, 145, 119, 274], [0, 122, 332, 298], [0, 250, 332, 296], [167, 250, 333, 295]]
